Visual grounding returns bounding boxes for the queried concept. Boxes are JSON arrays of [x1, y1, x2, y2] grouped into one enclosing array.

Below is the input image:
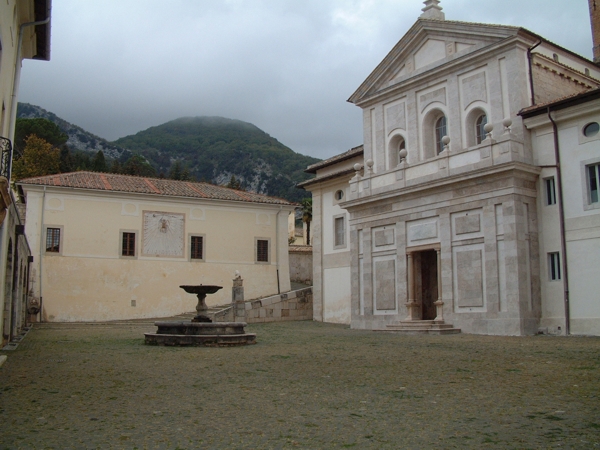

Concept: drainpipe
[[39, 186, 46, 322], [527, 40, 542, 106], [547, 108, 570, 335], [275, 206, 282, 294], [8, 15, 51, 150]]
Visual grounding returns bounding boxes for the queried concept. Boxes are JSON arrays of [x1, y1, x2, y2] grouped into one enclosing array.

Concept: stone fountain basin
[[144, 321, 257, 347], [179, 285, 222, 295], [153, 321, 248, 335]]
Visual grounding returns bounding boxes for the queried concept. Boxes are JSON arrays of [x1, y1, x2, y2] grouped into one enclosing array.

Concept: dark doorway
[[419, 250, 438, 320]]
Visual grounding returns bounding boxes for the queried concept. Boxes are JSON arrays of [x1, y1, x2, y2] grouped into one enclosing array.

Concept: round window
[[335, 190, 344, 201], [584, 122, 600, 137]]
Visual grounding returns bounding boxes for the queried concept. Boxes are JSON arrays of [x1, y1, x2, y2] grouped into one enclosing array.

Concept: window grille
[[190, 236, 203, 260], [46, 228, 60, 253], [122, 232, 135, 257], [256, 239, 269, 262]]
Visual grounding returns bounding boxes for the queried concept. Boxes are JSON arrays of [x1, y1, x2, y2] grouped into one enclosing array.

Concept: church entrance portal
[[418, 250, 438, 320], [406, 246, 442, 322]]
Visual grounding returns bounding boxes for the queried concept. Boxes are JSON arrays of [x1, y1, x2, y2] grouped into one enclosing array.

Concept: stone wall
[[212, 287, 313, 324], [288, 245, 312, 283]]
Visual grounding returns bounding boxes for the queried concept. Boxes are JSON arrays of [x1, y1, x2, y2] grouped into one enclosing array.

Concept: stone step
[[383, 327, 461, 335], [383, 320, 461, 335]]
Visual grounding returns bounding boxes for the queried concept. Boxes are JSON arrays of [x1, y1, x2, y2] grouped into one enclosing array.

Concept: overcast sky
[[18, 0, 593, 160]]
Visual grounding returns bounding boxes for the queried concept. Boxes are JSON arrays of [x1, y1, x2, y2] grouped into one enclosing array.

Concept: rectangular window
[[334, 216, 345, 248], [545, 177, 556, 205], [46, 228, 60, 253], [548, 252, 561, 281], [122, 232, 136, 257], [190, 236, 204, 260], [588, 163, 600, 203], [256, 239, 269, 263]]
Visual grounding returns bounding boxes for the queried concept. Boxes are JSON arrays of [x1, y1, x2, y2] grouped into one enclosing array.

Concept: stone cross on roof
[[420, 0, 445, 20]]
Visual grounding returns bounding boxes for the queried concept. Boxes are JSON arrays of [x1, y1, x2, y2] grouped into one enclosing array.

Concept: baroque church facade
[[301, 0, 600, 335]]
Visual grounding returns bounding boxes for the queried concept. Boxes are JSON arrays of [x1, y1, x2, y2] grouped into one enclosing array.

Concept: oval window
[[334, 190, 344, 201], [584, 122, 600, 137]]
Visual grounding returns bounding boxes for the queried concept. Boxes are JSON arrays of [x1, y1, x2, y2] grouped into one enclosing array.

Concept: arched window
[[435, 116, 447, 154], [388, 134, 407, 167], [475, 114, 488, 145]]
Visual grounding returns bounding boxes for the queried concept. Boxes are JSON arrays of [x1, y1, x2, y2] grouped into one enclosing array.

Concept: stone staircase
[[384, 320, 461, 335]]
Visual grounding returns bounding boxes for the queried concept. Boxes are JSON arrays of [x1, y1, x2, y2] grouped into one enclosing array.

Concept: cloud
[[18, 0, 594, 160]]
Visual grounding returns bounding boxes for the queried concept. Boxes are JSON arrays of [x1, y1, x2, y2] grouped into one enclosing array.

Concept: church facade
[[302, 1, 600, 335]]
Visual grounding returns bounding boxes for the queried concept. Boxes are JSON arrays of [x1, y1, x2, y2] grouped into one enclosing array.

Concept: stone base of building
[[378, 320, 460, 335]]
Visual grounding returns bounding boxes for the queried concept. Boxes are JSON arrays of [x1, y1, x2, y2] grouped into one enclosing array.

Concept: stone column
[[405, 252, 418, 320], [232, 273, 246, 322], [434, 249, 444, 323]]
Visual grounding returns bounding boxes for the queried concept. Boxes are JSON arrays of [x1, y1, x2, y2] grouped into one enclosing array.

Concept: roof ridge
[[184, 181, 209, 198], [99, 173, 112, 190]]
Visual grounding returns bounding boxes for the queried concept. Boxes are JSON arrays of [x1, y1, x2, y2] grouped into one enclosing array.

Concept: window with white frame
[[548, 252, 561, 281], [545, 177, 556, 206], [334, 215, 346, 249]]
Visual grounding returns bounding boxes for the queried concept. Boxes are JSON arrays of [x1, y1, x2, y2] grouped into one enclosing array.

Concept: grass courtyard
[[1, 320, 599, 449]]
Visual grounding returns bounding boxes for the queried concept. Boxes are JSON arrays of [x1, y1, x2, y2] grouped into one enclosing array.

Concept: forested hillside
[[17, 105, 319, 203], [114, 116, 320, 202]]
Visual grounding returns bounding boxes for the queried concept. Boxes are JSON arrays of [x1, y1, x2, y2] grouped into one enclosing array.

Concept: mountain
[[17, 103, 132, 161], [17, 104, 320, 203], [112, 116, 320, 202]]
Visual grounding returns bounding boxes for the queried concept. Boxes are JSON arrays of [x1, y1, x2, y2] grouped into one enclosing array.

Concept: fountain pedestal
[[144, 284, 256, 347]]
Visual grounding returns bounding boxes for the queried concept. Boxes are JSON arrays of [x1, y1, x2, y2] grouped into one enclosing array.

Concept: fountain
[[144, 284, 256, 347]]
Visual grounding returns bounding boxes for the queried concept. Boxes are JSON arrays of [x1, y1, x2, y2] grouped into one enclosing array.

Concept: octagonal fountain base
[[144, 321, 256, 347]]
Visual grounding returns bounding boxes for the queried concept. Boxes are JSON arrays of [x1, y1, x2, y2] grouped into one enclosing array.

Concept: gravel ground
[[1, 320, 599, 449]]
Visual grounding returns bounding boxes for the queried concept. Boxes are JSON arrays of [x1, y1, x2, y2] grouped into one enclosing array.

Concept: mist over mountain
[[114, 116, 320, 202], [17, 104, 320, 202]]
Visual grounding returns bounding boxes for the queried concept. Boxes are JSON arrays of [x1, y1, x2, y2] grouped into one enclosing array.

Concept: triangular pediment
[[349, 19, 524, 105]]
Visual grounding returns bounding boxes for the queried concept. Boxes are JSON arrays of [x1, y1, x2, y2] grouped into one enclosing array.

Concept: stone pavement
[[0, 320, 599, 449]]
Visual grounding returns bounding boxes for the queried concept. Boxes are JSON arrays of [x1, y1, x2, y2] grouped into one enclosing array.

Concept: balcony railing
[[0, 136, 12, 181]]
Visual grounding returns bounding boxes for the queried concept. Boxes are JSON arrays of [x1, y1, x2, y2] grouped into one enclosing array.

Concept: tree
[[109, 159, 122, 174], [59, 146, 74, 173], [226, 175, 243, 190], [301, 197, 312, 246], [14, 118, 67, 157], [122, 154, 157, 177], [92, 150, 107, 172], [12, 135, 60, 181], [180, 167, 194, 182], [168, 161, 182, 180]]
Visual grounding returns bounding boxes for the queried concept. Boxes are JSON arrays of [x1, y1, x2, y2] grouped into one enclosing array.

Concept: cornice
[[341, 162, 540, 210]]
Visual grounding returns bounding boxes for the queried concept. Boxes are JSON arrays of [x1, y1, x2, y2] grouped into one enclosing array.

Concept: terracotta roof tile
[[17, 171, 296, 206], [305, 145, 364, 174]]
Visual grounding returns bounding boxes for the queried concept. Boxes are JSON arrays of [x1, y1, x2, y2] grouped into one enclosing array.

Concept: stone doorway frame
[[405, 243, 444, 322]]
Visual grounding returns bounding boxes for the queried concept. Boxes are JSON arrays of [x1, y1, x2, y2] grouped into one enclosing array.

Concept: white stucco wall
[[22, 187, 293, 322]]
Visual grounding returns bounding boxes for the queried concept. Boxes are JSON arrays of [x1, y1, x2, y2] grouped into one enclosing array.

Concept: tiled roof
[[17, 171, 296, 206], [305, 145, 364, 174], [297, 167, 357, 189], [519, 87, 600, 117]]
